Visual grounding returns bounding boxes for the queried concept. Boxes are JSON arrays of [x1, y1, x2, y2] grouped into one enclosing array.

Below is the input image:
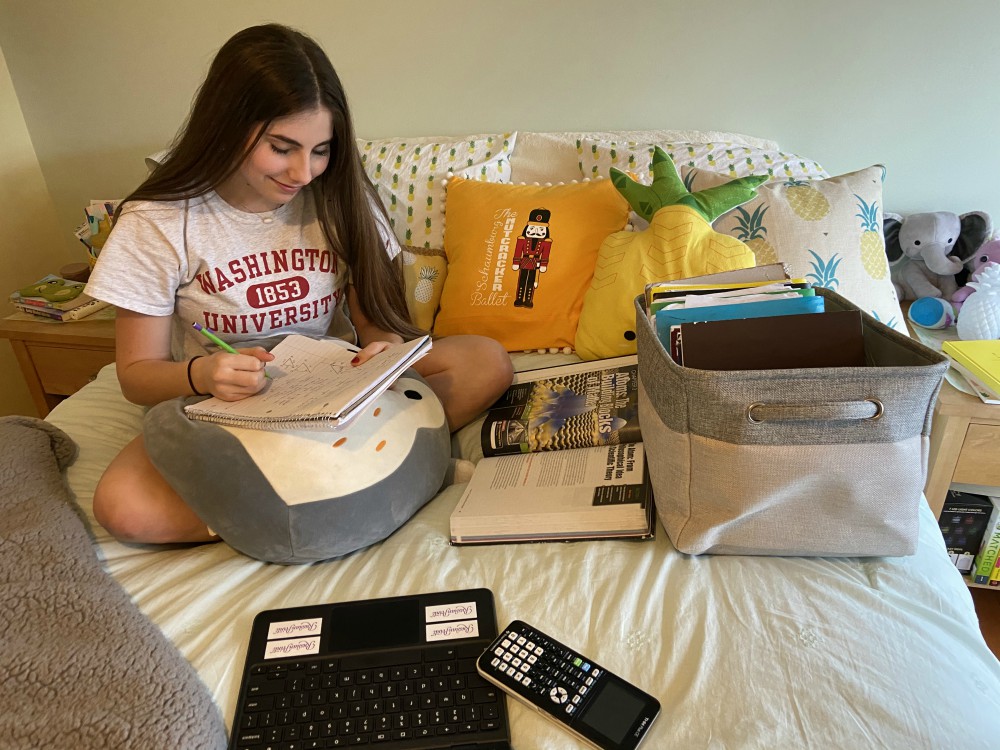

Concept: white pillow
[[144, 150, 168, 172], [578, 137, 828, 183], [358, 133, 517, 249], [509, 129, 783, 185]]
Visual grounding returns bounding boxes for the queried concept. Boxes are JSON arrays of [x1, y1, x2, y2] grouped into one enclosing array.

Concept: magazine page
[[480, 356, 639, 457]]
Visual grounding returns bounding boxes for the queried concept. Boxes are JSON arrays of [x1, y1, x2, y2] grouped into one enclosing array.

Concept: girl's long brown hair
[[119, 24, 421, 339]]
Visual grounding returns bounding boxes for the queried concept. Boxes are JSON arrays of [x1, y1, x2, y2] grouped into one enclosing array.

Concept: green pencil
[[192, 322, 270, 378]]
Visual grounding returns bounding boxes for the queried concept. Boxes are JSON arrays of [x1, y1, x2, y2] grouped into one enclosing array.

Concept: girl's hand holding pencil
[[190, 323, 274, 400]]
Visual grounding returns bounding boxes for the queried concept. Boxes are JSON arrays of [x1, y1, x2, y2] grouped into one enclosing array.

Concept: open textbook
[[450, 357, 654, 545], [184, 334, 431, 431]]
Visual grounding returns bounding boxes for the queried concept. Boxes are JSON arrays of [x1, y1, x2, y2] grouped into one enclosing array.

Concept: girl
[[86, 24, 513, 545]]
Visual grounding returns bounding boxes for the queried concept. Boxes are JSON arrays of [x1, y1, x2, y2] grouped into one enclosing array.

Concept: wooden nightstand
[[925, 382, 1000, 594], [901, 302, 1000, 518], [0, 312, 116, 416], [924, 379, 1000, 517]]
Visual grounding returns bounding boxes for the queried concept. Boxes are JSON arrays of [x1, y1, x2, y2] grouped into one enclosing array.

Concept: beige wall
[[0, 0, 998, 414], [0, 44, 67, 417]]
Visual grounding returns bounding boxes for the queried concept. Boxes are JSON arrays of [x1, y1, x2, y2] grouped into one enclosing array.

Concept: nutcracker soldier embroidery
[[512, 208, 552, 308]]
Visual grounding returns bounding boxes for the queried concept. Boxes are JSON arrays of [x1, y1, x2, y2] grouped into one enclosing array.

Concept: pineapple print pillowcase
[[359, 133, 517, 250], [684, 164, 906, 331], [578, 138, 828, 183], [400, 245, 447, 331]]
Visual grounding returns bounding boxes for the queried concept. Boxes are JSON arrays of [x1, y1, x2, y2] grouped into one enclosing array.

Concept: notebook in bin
[[679, 310, 866, 370], [229, 588, 510, 749]]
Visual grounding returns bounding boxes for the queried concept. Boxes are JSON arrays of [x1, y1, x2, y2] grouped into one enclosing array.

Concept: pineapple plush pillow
[[684, 164, 906, 330], [435, 177, 629, 351], [358, 133, 517, 249], [574, 148, 764, 360]]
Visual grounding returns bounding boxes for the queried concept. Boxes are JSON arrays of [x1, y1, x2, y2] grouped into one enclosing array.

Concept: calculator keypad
[[486, 624, 602, 716]]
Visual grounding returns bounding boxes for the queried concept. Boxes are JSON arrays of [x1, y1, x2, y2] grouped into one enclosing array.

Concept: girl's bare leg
[[93, 434, 217, 544], [413, 335, 513, 431]]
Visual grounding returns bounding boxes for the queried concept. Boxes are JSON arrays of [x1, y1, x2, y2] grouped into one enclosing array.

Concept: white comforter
[[48, 362, 1000, 749]]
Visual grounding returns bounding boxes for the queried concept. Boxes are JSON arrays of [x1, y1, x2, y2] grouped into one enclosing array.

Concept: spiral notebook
[[183, 333, 431, 431]]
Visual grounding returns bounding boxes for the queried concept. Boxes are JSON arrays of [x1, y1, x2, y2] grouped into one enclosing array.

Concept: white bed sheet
[[48, 362, 1000, 749]]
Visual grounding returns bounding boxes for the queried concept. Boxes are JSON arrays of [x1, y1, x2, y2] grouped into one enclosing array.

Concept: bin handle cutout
[[746, 399, 884, 424]]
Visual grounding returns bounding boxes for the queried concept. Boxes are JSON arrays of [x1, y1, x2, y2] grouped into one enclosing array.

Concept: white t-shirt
[[87, 189, 398, 360]]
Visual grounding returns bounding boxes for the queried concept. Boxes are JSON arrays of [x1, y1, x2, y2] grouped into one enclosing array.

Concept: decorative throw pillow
[[400, 245, 448, 331], [359, 133, 517, 250], [144, 371, 451, 564], [435, 177, 630, 351], [575, 147, 765, 360], [684, 164, 906, 330], [578, 138, 828, 183]]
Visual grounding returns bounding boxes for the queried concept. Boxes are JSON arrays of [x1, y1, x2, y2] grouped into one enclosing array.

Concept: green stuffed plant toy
[[574, 146, 767, 360]]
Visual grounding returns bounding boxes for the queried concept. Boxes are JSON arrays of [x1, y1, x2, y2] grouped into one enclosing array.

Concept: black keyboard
[[233, 642, 506, 748]]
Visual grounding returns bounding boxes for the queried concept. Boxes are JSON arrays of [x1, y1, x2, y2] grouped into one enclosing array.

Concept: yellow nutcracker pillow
[[435, 178, 629, 351]]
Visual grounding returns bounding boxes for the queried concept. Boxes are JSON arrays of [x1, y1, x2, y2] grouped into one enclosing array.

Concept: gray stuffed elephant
[[884, 211, 992, 300]]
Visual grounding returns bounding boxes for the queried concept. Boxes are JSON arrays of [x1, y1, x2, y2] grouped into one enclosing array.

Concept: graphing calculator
[[476, 620, 660, 750]]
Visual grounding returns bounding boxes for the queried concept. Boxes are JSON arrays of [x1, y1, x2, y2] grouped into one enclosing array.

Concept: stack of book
[[942, 339, 1000, 405], [971, 494, 1000, 586], [9, 274, 110, 321], [645, 264, 865, 370]]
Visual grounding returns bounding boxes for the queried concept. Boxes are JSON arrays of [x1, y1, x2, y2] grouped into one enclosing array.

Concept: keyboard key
[[246, 680, 284, 697], [473, 687, 499, 703], [243, 696, 273, 712], [340, 648, 421, 670]]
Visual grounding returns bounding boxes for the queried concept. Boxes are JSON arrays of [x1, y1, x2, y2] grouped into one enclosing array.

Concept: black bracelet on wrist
[[187, 356, 206, 396]]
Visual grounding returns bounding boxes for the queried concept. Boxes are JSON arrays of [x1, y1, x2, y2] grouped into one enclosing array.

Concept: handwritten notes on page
[[183, 334, 431, 430]]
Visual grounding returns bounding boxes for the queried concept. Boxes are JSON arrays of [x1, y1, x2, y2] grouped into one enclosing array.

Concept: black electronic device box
[[477, 620, 659, 750]]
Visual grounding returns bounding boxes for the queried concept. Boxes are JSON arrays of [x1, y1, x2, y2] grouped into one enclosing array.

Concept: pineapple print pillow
[[684, 164, 906, 331], [358, 133, 517, 250], [401, 245, 447, 331], [578, 138, 828, 183]]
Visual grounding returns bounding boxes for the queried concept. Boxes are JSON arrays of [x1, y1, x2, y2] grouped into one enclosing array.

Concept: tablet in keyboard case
[[230, 588, 510, 749]]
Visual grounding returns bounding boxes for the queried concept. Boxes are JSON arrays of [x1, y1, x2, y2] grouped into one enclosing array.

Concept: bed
[[35, 129, 1000, 747]]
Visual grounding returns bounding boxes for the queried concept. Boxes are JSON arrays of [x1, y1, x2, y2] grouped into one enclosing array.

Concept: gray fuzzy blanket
[[0, 416, 226, 749]]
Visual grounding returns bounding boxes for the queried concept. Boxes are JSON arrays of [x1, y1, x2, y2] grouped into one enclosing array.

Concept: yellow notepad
[[942, 339, 1000, 396]]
